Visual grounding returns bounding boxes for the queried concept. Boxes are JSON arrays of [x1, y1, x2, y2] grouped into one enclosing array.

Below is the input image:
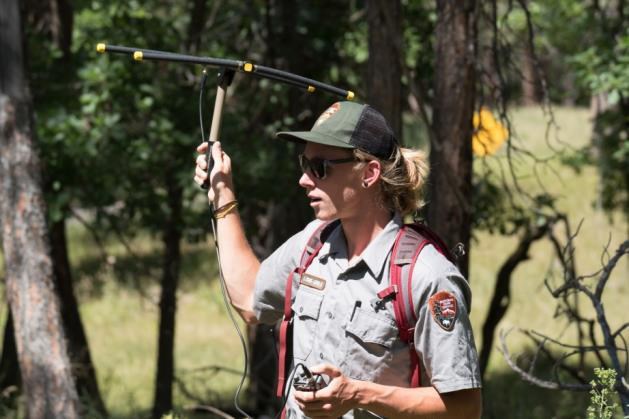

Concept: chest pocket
[[291, 287, 324, 361], [343, 306, 399, 381]]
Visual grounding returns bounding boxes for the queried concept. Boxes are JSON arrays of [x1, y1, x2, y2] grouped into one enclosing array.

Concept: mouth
[[308, 195, 322, 205]]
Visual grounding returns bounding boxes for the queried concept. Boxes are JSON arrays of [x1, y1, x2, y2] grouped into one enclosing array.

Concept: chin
[[313, 208, 337, 222]]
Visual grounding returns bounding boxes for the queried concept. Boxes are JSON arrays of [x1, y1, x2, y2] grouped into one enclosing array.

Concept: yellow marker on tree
[[472, 107, 508, 156]]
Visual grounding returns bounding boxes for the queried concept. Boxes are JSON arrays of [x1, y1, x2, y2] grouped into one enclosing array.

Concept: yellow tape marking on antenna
[[243, 62, 254, 72], [346, 91, 355, 100], [133, 51, 143, 61], [96, 43, 106, 53], [307, 86, 316, 93]]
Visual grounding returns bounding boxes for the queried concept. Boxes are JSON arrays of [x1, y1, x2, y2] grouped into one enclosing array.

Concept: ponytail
[[355, 147, 429, 216]]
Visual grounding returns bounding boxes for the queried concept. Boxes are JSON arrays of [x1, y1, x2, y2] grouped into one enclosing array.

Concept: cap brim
[[276, 131, 355, 149]]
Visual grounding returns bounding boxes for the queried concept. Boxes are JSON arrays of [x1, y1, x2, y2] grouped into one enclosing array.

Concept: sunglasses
[[298, 154, 357, 180]]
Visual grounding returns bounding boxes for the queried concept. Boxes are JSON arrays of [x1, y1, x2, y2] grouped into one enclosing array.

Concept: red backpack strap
[[406, 223, 455, 263], [390, 221, 457, 387], [389, 222, 456, 387], [276, 220, 338, 398]]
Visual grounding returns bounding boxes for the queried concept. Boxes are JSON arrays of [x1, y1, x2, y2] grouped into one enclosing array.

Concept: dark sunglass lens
[[310, 158, 326, 179], [298, 154, 308, 173], [298, 155, 326, 179]]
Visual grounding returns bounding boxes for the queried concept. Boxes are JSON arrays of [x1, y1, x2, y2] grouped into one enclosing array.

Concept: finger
[[221, 152, 231, 171], [196, 142, 208, 153], [310, 363, 341, 378], [194, 174, 211, 190], [196, 154, 207, 170], [210, 141, 223, 163], [301, 400, 327, 409], [293, 390, 314, 403], [195, 166, 208, 180]]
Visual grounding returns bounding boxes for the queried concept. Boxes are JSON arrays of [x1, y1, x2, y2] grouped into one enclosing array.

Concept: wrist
[[213, 190, 236, 209], [349, 377, 367, 410], [352, 379, 380, 410], [214, 200, 238, 219]]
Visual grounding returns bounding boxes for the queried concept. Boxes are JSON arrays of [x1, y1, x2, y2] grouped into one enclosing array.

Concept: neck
[[340, 205, 393, 260]]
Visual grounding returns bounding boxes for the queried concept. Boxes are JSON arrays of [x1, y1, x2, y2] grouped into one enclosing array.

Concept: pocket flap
[[291, 288, 324, 320], [346, 307, 398, 348]]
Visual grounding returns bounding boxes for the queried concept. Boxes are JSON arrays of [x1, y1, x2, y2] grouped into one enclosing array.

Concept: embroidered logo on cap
[[314, 102, 340, 127], [300, 273, 326, 291], [428, 291, 458, 331]]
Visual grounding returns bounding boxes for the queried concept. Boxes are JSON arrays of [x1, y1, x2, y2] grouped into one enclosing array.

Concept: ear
[[361, 159, 382, 188]]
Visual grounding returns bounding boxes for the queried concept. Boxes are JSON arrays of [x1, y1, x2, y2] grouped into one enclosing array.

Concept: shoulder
[[411, 244, 472, 312], [261, 219, 331, 265]]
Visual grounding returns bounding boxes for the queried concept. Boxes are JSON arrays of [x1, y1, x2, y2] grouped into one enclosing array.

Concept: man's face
[[298, 142, 364, 221]]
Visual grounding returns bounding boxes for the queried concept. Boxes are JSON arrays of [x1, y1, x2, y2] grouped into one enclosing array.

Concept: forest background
[[0, 0, 627, 418]]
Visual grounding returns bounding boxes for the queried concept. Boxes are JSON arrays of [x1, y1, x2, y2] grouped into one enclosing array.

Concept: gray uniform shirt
[[253, 215, 481, 418]]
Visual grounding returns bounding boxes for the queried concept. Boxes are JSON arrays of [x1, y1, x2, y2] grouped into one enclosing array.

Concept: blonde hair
[[354, 147, 429, 216]]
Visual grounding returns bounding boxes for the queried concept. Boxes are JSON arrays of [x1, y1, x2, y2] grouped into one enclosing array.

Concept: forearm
[[213, 197, 260, 324], [354, 382, 481, 419], [297, 365, 481, 418], [195, 141, 260, 324]]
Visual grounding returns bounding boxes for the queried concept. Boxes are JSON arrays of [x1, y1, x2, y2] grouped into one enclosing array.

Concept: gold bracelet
[[214, 200, 238, 219]]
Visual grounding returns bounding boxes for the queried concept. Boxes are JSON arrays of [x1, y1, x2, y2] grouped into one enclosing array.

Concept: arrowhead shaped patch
[[429, 291, 458, 331]]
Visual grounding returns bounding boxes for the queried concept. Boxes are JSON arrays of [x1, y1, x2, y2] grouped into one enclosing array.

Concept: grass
[[469, 106, 627, 418], [67, 231, 247, 418], [0, 106, 627, 418]]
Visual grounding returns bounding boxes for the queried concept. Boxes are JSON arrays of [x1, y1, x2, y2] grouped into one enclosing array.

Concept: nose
[[299, 171, 315, 189]]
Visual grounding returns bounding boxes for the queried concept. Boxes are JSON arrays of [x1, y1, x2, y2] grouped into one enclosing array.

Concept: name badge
[[300, 273, 326, 291]]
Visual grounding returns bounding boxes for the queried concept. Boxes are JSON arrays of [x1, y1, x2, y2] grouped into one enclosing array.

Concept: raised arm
[[194, 141, 260, 324]]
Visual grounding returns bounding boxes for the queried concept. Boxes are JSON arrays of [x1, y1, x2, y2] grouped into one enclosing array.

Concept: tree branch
[[498, 328, 590, 391]]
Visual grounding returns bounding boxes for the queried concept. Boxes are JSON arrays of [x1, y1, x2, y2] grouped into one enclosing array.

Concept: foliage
[[572, 28, 629, 218], [587, 368, 619, 419], [573, 31, 629, 100]]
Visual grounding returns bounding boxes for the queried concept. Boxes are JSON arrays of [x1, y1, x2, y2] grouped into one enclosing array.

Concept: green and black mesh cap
[[276, 101, 398, 159]]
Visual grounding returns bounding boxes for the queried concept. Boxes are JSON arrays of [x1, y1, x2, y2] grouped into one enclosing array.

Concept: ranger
[[194, 101, 482, 418]]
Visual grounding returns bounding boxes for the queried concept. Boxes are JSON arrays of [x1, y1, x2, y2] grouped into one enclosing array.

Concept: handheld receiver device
[[292, 368, 329, 392]]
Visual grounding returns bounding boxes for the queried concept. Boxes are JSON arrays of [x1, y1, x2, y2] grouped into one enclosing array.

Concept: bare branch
[[498, 328, 590, 391], [526, 329, 612, 353], [595, 240, 629, 300]]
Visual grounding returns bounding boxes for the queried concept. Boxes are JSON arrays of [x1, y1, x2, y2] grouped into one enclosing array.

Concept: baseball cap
[[276, 101, 398, 159]]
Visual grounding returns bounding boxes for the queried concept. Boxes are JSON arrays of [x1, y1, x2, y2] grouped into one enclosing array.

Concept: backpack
[[275, 220, 455, 398]]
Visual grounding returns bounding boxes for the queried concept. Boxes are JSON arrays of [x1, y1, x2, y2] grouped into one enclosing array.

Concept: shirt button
[[299, 307, 303, 313], [326, 312, 334, 319], [319, 353, 324, 360]]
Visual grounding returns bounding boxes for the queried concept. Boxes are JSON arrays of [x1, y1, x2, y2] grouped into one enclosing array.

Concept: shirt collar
[[317, 214, 403, 280]]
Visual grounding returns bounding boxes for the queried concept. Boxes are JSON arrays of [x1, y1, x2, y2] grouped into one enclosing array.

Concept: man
[[194, 101, 482, 418]]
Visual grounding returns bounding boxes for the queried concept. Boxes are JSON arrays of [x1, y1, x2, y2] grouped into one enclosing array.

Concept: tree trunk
[[152, 176, 182, 419], [49, 5, 106, 414], [48, 0, 73, 62], [151, 2, 206, 416], [31, 0, 105, 410], [49, 219, 107, 414], [367, 0, 403, 140], [426, 0, 476, 279], [0, 0, 80, 416], [520, 41, 539, 106]]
